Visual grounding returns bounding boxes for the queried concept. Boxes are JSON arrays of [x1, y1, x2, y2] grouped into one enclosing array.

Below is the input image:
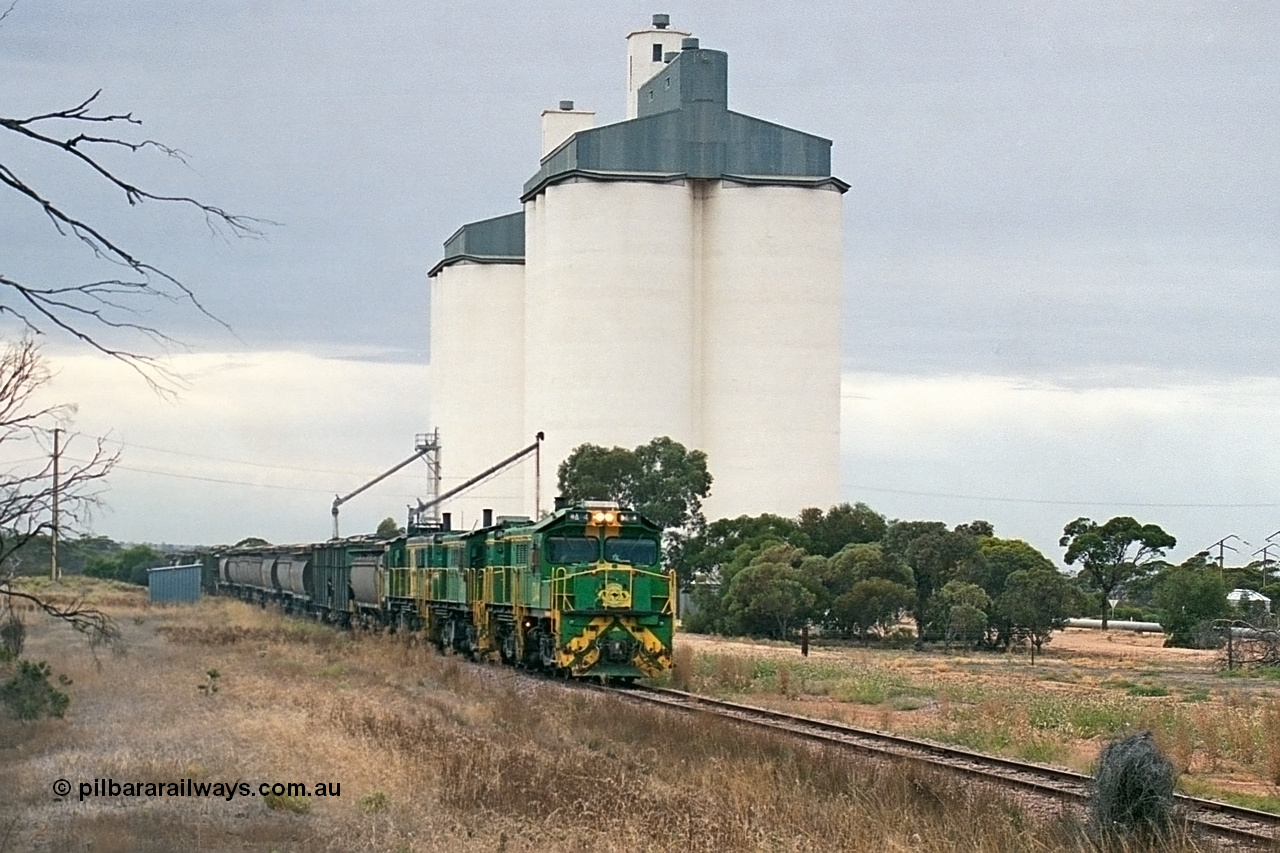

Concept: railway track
[[594, 684, 1280, 850]]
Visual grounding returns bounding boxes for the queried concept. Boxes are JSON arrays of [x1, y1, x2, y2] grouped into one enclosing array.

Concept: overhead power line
[[68, 454, 526, 503], [118, 440, 378, 478], [63, 456, 421, 497], [850, 484, 1280, 509]]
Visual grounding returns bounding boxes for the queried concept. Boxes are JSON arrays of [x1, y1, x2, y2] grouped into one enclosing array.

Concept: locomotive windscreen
[[546, 536, 598, 564], [603, 538, 659, 566]]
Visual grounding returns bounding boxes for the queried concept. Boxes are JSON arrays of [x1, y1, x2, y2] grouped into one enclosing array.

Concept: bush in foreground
[[1090, 731, 1177, 844], [1, 659, 70, 720]]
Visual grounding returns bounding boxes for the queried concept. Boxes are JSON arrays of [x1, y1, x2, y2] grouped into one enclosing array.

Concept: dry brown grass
[[0, 592, 1220, 851], [675, 631, 1280, 812]]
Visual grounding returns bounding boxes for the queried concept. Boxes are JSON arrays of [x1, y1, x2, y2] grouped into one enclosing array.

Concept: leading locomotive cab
[[533, 502, 674, 678]]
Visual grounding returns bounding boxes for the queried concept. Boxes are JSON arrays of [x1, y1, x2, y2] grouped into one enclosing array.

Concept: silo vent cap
[[559, 100, 574, 111], [681, 37, 699, 50], [652, 13, 670, 29]]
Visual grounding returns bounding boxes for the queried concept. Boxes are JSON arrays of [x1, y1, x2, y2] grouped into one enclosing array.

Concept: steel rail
[[596, 684, 1280, 849]]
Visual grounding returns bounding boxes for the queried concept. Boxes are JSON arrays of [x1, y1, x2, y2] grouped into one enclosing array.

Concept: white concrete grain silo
[[522, 177, 699, 513], [427, 213, 526, 528], [429, 16, 846, 523], [700, 182, 843, 516]]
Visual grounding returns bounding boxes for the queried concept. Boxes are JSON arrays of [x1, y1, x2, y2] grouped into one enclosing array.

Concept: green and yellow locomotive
[[388, 501, 673, 679], [216, 502, 674, 680]]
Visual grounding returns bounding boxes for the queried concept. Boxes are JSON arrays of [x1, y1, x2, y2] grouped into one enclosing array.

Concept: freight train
[[212, 501, 674, 680]]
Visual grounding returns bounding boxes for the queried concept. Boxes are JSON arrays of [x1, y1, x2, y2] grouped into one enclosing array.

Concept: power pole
[[51, 427, 61, 581], [1258, 530, 1280, 589], [1253, 543, 1277, 589], [1207, 534, 1247, 580]]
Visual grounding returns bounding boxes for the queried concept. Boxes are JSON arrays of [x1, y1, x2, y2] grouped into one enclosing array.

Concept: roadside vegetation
[[557, 442, 1271, 660], [0, 444, 1272, 847]]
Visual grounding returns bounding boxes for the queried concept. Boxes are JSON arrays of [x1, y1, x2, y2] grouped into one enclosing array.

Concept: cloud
[[3, 4, 1278, 569], [24, 350, 434, 545], [842, 372, 1280, 565], [4, 2, 1276, 378], [846, 236, 1279, 377]]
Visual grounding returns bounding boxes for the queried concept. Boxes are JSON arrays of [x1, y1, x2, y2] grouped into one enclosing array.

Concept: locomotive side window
[[603, 537, 659, 566], [546, 536, 599, 564]]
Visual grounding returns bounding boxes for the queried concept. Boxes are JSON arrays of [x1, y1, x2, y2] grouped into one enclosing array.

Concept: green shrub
[[1111, 604, 1155, 622], [359, 790, 389, 814], [1127, 683, 1170, 698], [1, 659, 70, 720], [263, 792, 311, 814]]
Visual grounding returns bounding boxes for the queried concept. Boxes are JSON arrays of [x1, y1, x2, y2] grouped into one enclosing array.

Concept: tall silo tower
[[429, 17, 845, 523], [521, 20, 846, 518], [427, 213, 527, 528], [624, 14, 692, 120]]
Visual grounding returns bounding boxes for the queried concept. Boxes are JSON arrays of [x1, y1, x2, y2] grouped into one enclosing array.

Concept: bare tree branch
[[0, 87, 275, 387], [0, 91, 266, 235], [0, 339, 122, 655], [0, 26, 262, 655], [0, 585, 121, 656]]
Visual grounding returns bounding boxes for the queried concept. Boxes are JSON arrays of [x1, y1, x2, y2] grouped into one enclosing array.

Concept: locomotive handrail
[[553, 562, 679, 612], [551, 567, 566, 611]]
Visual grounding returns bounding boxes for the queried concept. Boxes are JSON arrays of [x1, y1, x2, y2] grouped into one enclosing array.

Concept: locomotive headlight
[[592, 511, 606, 523], [603, 511, 616, 524]]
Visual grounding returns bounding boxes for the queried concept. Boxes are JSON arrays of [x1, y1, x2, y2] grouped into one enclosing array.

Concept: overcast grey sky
[[2, 2, 1278, 563]]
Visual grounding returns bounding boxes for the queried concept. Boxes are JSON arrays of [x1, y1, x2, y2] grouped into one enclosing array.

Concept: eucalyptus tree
[[1060, 516, 1176, 629]]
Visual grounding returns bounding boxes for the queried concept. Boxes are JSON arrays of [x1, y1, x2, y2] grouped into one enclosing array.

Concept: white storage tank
[[700, 180, 843, 517], [429, 213, 527, 528], [431, 19, 846, 523], [523, 178, 697, 513]]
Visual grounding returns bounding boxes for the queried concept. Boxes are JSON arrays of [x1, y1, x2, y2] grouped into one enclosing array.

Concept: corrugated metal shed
[[148, 564, 202, 605]]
